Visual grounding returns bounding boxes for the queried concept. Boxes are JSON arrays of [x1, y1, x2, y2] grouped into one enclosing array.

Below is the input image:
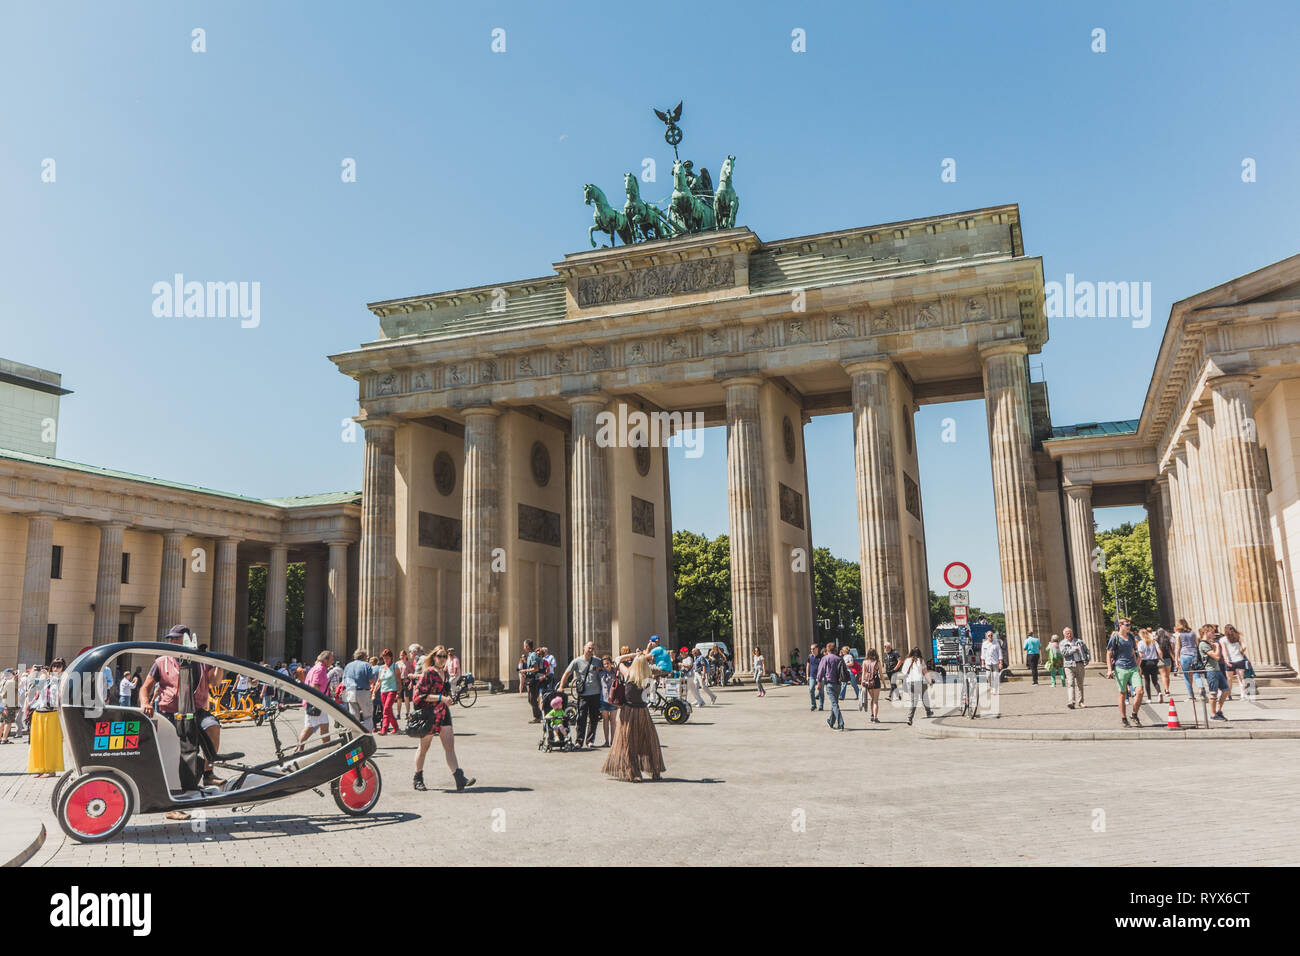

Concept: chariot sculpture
[[583, 100, 741, 248]]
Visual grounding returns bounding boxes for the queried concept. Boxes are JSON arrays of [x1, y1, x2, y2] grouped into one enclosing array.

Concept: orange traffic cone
[[1167, 695, 1181, 730]]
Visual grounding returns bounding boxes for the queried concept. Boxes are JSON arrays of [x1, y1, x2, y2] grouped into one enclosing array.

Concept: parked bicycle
[[450, 673, 477, 708]]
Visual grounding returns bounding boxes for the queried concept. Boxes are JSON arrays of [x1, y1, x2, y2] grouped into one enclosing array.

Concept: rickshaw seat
[[150, 715, 184, 792]]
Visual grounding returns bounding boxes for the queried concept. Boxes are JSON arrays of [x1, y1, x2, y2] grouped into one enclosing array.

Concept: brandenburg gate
[[331, 202, 1054, 686]]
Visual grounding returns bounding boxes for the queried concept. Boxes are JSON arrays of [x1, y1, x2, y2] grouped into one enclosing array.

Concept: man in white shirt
[[981, 633, 1003, 695]]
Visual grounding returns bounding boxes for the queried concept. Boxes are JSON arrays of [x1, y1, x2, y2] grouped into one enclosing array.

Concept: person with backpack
[[898, 648, 933, 726], [883, 642, 903, 702], [1155, 627, 1176, 703], [1106, 618, 1145, 727], [1198, 625, 1229, 721], [559, 641, 605, 749], [1059, 626, 1090, 709], [861, 648, 884, 723], [1044, 635, 1065, 687]]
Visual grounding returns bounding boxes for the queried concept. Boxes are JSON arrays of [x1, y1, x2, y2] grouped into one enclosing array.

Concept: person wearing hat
[[0, 668, 16, 745], [646, 636, 672, 676], [140, 625, 225, 797]]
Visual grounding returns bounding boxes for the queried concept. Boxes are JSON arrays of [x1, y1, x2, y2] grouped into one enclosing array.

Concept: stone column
[[158, 531, 187, 637], [724, 377, 773, 665], [17, 514, 55, 666], [568, 397, 611, 656], [1159, 474, 1185, 623], [92, 521, 126, 645], [1146, 482, 1173, 625], [1196, 407, 1238, 626], [1173, 451, 1207, 626], [234, 555, 251, 658], [357, 419, 397, 656], [302, 551, 326, 660], [462, 407, 503, 682], [980, 342, 1052, 663], [845, 360, 906, 655], [1185, 431, 1225, 624], [264, 544, 289, 664], [1063, 482, 1107, 657], [1209, 375, 1291, 671], [210, 537, 240, 655], [326, 539, 350, 657]]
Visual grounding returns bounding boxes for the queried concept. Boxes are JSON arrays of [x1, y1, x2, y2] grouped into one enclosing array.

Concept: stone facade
[[0, 447, 361, 667], [332, 204, 1052, 684]]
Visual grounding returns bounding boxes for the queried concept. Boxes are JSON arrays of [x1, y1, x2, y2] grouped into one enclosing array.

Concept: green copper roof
[[1048, 420, 1140, 440], [0, 447, 359, 510]]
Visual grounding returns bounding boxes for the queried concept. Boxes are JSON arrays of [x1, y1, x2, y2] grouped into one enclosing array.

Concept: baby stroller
[[537, 691, 577, 752]]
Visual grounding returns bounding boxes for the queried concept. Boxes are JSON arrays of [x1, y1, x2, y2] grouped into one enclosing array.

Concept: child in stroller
[[538, 693, 575, 752]]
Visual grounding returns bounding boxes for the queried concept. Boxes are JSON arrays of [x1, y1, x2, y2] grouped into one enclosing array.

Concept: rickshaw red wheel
[[331, 759, 381, 816], [50, 769, 76, 816], [58, 773, 134, 843]]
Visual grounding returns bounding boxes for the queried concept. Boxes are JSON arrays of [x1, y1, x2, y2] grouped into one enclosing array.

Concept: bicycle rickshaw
[[53, 642, 381, 843]]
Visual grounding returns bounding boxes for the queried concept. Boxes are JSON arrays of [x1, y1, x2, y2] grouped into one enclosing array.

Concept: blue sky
[[3, 1, 1298, 612]]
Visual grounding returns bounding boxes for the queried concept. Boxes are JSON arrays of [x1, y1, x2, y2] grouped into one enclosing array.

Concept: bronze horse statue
[[713, 155, 739, 230], [584, 183, 633, 247], [624, 174, 674, 242]]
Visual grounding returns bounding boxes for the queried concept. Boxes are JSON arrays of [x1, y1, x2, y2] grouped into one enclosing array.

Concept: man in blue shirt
[[342, 649, 376, 731], [1023, 633, 1042, 685], [647, 636, 673, 675]]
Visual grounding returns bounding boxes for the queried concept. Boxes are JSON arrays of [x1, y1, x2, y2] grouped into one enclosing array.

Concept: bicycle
[[956, 662, 980, 719], [450, 674, 477, 708]]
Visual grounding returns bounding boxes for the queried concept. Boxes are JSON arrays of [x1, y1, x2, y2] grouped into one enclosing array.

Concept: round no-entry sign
[[943, 562, 971, 590]]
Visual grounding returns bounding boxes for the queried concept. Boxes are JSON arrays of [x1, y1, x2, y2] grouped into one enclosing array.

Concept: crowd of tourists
[[2, 610, 1268, 803]]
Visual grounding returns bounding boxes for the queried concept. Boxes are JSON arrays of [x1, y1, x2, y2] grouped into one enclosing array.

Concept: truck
[[930, 622, 995, 667]]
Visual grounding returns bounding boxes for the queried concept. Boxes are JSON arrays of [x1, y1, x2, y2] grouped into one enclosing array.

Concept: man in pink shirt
[[294, 650, 334, 752]]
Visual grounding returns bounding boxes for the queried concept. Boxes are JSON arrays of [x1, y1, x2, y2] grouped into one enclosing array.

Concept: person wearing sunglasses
[[412, 646, 475, 792]]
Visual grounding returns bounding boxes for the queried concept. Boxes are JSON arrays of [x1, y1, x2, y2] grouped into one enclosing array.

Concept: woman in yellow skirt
[[27, 659, 65, 777]]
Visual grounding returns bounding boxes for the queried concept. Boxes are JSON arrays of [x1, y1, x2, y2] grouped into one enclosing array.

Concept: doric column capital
[[162, 529, 187, 543], [95, 520, 128, 531], [1062, 480, 1093, 499], [978, 338, 1030, 362], [1207, 371, 1258, 394], [564, 392, 608, 411], [719, 374, 765, 393], [843, 357, 893, 378], [357, 416, 400, 435], [269, 543, 289, 559], [461, 404, 504, 419], [324, 537, 355, 548]]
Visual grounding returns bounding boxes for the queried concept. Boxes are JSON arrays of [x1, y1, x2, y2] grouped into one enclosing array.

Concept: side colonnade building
[[0, 360, 361, 668], [1045, 255, 1300, 676]]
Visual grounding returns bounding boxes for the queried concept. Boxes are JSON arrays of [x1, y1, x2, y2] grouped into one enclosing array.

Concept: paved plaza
[[5, 675, 1300, 867]]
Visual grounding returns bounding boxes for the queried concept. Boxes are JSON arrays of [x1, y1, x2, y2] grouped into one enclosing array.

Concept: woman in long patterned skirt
[[27, 660, 65, 777], [602, 653, 665, 783]]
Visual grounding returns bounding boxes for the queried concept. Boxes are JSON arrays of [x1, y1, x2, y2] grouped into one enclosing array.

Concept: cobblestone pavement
[[4, 678, 1299, 866]]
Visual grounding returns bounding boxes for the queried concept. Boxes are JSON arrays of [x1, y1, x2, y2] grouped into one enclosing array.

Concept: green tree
[[246, 563, 306, 663], [929, 591, 1004, 636], [672, 531, 732, 644], [1096, 519, 1158, 629], [811, 547, 864, 649]]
